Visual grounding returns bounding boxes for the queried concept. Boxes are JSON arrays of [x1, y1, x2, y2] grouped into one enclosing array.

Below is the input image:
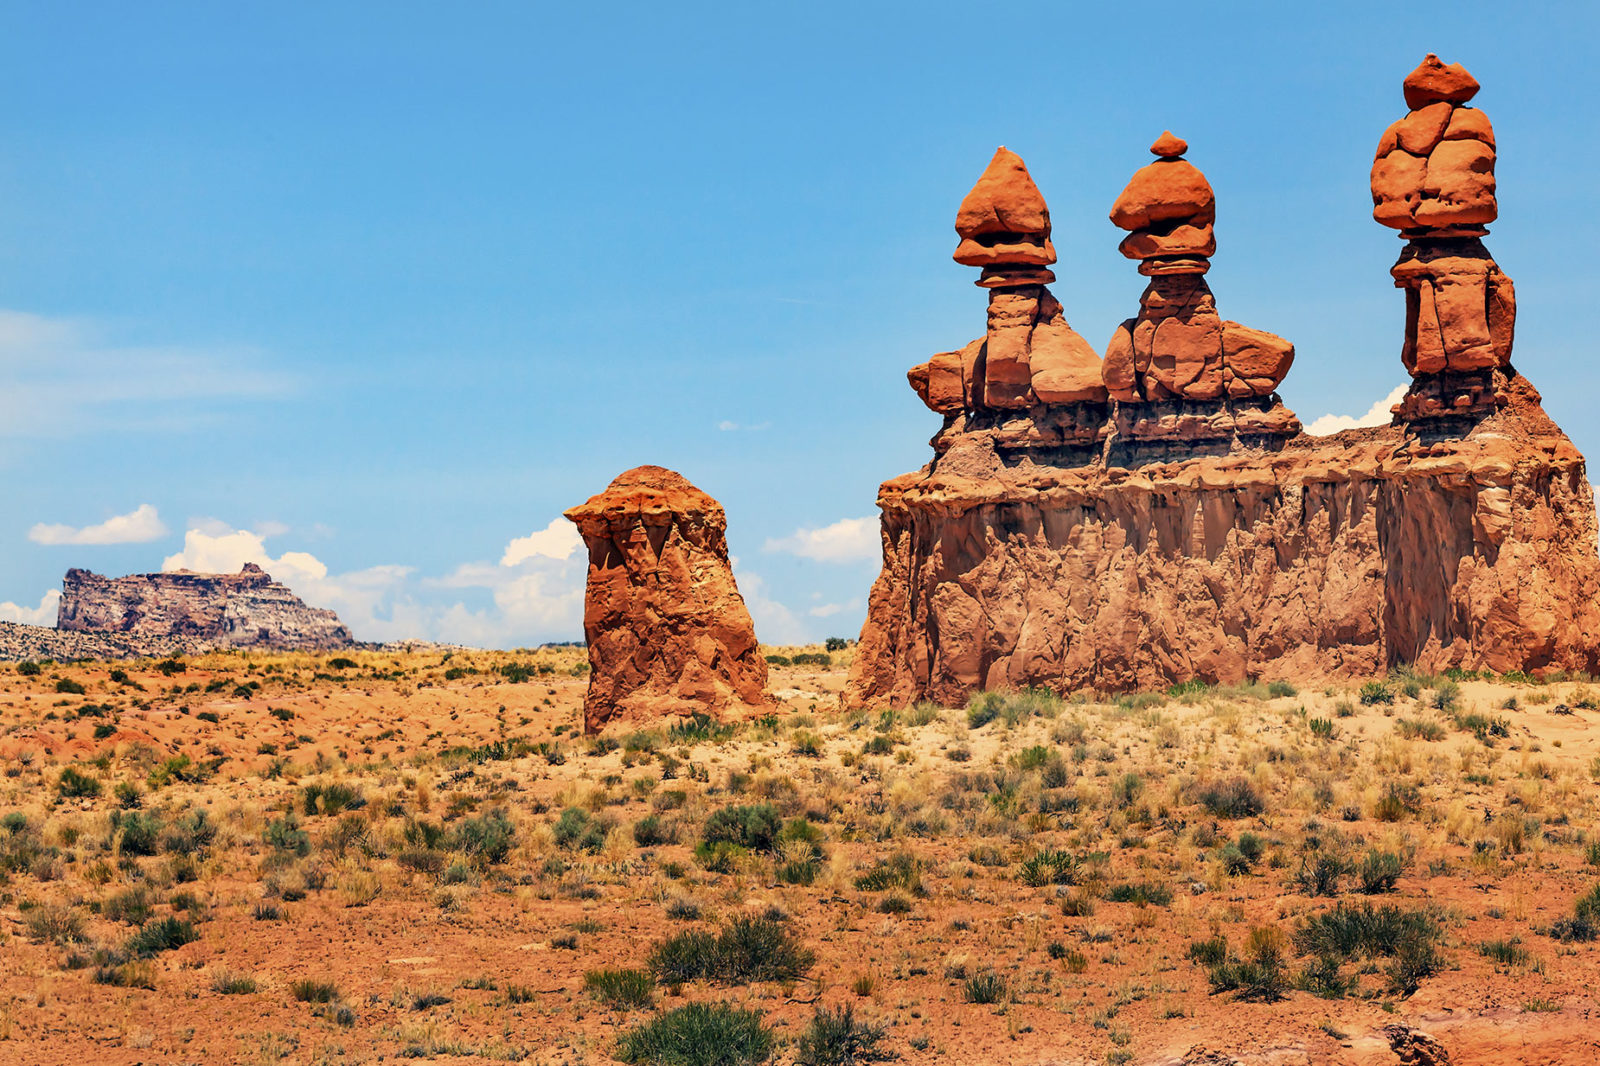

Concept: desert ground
[[0, 648, 1597, 1065]]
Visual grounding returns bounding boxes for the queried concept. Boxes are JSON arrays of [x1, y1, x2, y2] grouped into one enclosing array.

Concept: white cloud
[[717, 420, 771, 432], [29, 504, 168, 546], [0, 309, 292, 439], [0, 589, 61, 626], [501, 518, 583, 567], [764, 516, 881, 563], [732, 569, 809, 645], [808, 601, 850, 618], [1304, 385, 1408, 436]]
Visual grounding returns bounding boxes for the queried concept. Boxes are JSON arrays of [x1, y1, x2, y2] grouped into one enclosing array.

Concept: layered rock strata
[[847, 384, 1600, 705], [1371, 55, 1516, 423], [56, 564, 355, 651], [565, 466, 770, 733]]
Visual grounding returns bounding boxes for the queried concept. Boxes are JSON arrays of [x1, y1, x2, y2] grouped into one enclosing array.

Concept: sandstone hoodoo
[[56, 564, 354, 652], [564, 466, 770, 734], [909, 146, 1108, 433], [1372, 54, 1516, 422], [1103, 132, 1300, 446], [847, 80, 1600, 708]]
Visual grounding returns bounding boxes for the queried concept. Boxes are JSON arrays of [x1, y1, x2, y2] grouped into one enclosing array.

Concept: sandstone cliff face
[[57, 564, 354, 652], [847, 383, 1600, 707], [565, 466, 770, 734]]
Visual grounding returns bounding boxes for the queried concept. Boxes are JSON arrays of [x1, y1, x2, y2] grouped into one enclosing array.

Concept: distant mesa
[[565, 465, 771, 734], [55, 563, 355, 653]]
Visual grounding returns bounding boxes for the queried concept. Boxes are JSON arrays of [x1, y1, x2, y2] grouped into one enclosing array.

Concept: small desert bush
[[1194, 777, 1265, 819], [648, 917, 814, 986], [616, 1002, 774, 1066], [25, 903, 85, 945], [291, 978, 339, 1003], [962, 972, 1007, 1004], [453, 808, 515, 864], [212, 969, 258, 994], [57, 766, 102, 799], [854, 851, 922, 895], [702, 804, 781, 853], [1199, 927, 1289, 1002], [584, 968, 655, 1010], [1104, 881, 1174, 906], [1357, 850, 1404, 894], [126, 916, 197, 957], [1018, 848, 1080, 887], [796, 1004, 894, 1066], [1359, 681, 1394, 706], [553, 806, 607, 853], [1550, 884, 1600, 943]]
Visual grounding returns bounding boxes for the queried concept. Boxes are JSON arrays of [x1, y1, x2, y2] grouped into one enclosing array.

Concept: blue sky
[[2, 2, 1597, 647]]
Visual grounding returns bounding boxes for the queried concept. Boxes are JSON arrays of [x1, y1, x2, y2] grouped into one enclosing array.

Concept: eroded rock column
[[564, 466, 770, 734]]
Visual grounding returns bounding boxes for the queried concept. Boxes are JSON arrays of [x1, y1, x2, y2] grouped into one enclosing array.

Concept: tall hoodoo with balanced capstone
[[565, 466, 771, 734], [1102, 132, 1299, 446], [846, 69, 1600, 710], [1372, 54, 1517, 421], [909, 147, 1108, 441]]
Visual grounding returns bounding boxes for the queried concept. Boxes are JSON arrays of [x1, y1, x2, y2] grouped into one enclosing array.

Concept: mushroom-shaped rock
[[1110, 133, 1216, 275], [564, 467, 771, 734], [954, 147, 1057, 274]]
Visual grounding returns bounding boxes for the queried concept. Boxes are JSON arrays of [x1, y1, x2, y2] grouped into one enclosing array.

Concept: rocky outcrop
[[56, 564, 354, 652], [0, 621, 192, 662], [848, 383, 1600, 705], [844, 67, 1600, 708], [1372, 55, 1516, 423], [565, 466, 770, 734]]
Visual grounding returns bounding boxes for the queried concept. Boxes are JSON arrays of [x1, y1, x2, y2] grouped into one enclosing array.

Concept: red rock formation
[[848, 385, 1600, 704], [909, 147, 1107, 417], [845, 96, 1600, 708], [564, 466, 770, 733], [1372, 55, 1516, 421], [1103, 134, 1299, 441], [56, 564, 354, 651]]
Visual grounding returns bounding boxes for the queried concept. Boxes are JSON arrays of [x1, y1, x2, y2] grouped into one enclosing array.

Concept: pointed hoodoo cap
[[1403, 54, 1480, 110], [953, 146, 1056, 280], [1150, 131, 1188, 159]]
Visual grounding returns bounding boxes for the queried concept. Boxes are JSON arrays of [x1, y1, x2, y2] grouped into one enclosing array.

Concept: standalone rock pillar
[[565, 466, 770, 733]]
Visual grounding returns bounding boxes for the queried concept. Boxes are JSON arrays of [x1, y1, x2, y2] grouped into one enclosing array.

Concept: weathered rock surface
[[1374, 55, 1515, 418], [1106, 134, 1297, 414], [847, 381, 1600, 706], [56, 564, 354, 652], [911, 146, 1107, 415], [0, 621, 192, 662], [564, 466, 770, 733]]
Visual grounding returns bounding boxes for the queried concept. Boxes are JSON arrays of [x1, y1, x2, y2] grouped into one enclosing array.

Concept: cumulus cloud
[[501, 518, 583, 567], [0, 309, 292, 439], [29, 504, 168, 546], [764, 516, 880, 563], [0, 589, 61, 626], [138, 515, 592, 648], [1304, 385, 1408, 436]]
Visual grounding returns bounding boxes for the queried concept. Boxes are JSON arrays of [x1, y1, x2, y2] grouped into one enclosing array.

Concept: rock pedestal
[[1371, 55, 1517, 423], [564, 466, 770, 734]]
